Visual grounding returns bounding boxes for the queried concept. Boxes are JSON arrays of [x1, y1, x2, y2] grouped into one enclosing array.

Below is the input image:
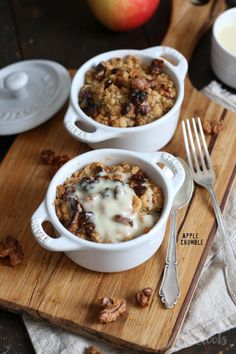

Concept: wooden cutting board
[[0, 1, 235, 353]]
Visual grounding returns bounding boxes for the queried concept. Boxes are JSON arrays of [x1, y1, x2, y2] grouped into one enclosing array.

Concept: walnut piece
[[211, 119, 224, 134], [131, 77, 149, 91], [51, 155, 70, 175], [0, 235, 24, 267], [86, 346, 103, 354], [98, 297, 127, 323], [40, 150, 70, 176], [136, 287, 153, 307], [203, 120, 224, 135], [150, 59, 164, 75], [40, 149, 56, 164]]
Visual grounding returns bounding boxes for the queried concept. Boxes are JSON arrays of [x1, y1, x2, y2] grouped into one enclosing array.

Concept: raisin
[[115, 76, 124, 88], [84, 102, 98, 118], [114, 215, 133, 226], [94, 62, 106, 81], [111, 68, 120, 74], [69, 198, 79, 210], [130, 90, 147, 105], [133, 185, 147, 197], [130, 170, 148, 184], [121, 102, 134, 115], [79, 88, 93, 103], [94, 165, 104, 175], [104, 79, 113, 89]]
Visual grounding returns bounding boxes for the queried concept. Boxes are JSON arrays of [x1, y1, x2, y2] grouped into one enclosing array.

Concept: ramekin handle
[[143, 46, 188, 80], [140, 151, 185, 195], [64, 105, 120, 143], [31, 201, 82, 251]]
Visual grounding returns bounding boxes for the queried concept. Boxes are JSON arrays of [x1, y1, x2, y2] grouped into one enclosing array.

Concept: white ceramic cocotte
[[31, 149, 185, 272], [64, 46, 188, 152]]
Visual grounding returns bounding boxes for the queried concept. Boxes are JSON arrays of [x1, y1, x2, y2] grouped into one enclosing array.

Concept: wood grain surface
[[0, 1, 236, 353]]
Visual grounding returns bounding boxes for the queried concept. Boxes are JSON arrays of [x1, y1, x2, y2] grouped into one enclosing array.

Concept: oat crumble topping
[[79, 55, 177, 128]]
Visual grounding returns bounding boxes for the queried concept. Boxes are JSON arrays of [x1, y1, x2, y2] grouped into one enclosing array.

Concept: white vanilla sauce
[[71, 178, 157, 242], [217, 24, 236, 55]]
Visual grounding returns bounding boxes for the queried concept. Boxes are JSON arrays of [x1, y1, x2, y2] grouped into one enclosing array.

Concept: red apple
[[88, 0, 160, 32]]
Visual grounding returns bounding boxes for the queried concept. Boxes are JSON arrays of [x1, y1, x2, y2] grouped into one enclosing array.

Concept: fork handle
[[159, 209, 180, 308], [207, 186, 236, 304]]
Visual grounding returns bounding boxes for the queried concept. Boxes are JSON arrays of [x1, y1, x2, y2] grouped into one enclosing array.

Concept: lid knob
[[4, 71, 28, 98]]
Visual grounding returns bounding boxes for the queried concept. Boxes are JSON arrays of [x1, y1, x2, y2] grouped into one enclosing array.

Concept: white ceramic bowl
[[64, 46, 188, 152], [31, 149, 185, 273], [211, 8, 236, 88]]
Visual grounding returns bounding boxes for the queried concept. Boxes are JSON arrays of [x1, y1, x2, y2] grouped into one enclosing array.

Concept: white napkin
[[23, 81, 236, 354]]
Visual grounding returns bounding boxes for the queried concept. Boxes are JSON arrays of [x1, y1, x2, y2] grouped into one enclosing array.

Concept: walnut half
[[0, 235, 24, 267], [98, 297, 127, 324], [136, 287, 153, 307]]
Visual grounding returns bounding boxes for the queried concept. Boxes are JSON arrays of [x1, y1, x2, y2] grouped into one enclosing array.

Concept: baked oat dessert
[[55, 162, 164, 243], [79, 55, 177, 128]]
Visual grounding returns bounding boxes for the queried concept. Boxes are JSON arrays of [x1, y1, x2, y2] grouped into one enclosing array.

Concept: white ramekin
[[64, 46, 188, 152], [31, 149, 185, 273], [211, 8, 236, 89]]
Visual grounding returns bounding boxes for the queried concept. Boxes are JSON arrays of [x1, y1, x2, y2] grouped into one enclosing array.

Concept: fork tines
[[182, 117, 212, 173]]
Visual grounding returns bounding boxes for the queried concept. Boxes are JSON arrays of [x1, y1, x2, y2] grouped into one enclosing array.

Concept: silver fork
[[182, 117, 236, 305]]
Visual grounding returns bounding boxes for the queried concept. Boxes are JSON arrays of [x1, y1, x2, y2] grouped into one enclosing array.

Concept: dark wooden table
[[1, 0, 236, 353]]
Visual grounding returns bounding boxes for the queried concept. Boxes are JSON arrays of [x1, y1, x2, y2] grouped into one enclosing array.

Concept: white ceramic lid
[[0, 60, 71, 135]]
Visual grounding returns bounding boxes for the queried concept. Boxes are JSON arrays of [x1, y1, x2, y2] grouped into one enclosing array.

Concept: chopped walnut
[[98, 297, 127, 323], [131, 78, 149, 91], [86, 346, 103, 354], [0, 235, 24, 267], [203, 120, 224, 135], [51, 155, 70, 174], [136, 287, 153, 307], [202, 120, 212, 135], [150, 59, 164, 75], [40, 150, 70, 176], [68, 211, 80, 233], [212, 120, 224, 134]]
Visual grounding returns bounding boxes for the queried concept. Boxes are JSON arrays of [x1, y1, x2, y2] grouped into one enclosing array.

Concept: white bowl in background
[[211, 8, 236, 89], [31, 149, 185, 272], [64, 47, 188, 152]]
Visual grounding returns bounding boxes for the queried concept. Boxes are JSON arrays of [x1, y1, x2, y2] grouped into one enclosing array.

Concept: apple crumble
[[79, 55, 177, 127], [55, 161, 163, 243]]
